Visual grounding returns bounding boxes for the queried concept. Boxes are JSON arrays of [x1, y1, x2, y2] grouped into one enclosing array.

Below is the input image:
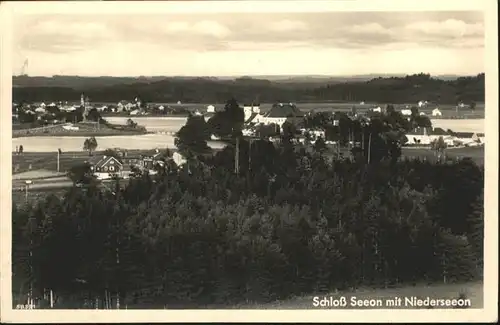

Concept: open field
[[11, 149, 164, 174], [11, 144, 483, 179], [231, 281, 483, 309], [402, 147, 485, 165], [12, 188, 67, 206], [12, 169, 67, 180], [431, 119, 485, 133], [105, 116, 189, 133]]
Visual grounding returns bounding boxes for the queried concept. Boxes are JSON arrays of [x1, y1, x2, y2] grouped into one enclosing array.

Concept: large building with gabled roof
[[248, 102, 304, 127]]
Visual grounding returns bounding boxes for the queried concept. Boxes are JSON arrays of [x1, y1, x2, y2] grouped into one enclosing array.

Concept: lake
[[11, 134, 226, 153], [12, 117, 485, 153], [108, 116, 486, 134]]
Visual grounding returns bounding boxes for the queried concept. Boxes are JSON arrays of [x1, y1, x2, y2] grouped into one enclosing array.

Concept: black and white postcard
[[0, 0, 497, 323]]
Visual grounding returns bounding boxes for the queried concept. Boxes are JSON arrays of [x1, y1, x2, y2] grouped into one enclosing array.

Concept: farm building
[[250, 103, 303, 127], [404, 127, 485, 146], [432, 108, 442, 116], [88, 155, 125, 180], [173, 152, 187, 166], [140, 149, 167, 170], [243, 104, 261, 122], [418, 100, 428, 108]]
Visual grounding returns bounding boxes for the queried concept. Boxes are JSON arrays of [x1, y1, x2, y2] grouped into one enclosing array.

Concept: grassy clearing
[[11, 149, 156, 174], [12, 188, 67, 206], [402, 146, 484, 165]]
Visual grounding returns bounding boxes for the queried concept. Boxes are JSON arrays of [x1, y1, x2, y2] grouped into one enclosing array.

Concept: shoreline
[[12, 130, 152, 138]]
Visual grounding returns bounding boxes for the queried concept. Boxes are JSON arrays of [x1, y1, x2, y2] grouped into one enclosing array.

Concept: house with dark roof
[[140, 149, 169, 173], [88, 155, 125, 180], [250, 103, 304, 127]]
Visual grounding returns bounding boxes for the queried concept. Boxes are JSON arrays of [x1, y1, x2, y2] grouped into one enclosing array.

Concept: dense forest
[[12, 100, 484, 308], [12, 73, 484, 105]]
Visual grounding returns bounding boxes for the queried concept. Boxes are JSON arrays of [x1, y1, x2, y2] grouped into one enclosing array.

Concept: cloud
[[13, 12, 484, 55], [349, 23, 393, 36], [16, 19, 115, 53], [192, 20, 231, 38], [161, 20, 230, 38], [267, 20, 308, 32], [405, 19, 483, 38]]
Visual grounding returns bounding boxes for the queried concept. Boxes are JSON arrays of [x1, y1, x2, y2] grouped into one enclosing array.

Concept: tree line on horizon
[[12, 98, 483, 309], [12, 73, 484, 106]]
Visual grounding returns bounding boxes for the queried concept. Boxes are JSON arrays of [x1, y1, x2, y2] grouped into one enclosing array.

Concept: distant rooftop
[[265, 103, 303, 118]]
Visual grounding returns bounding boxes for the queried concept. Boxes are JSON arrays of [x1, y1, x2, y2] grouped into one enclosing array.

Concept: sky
[[11, 11, 484, 77]]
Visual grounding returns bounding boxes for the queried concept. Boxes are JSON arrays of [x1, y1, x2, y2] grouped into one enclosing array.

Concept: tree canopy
[[175, 113, 211, 157]]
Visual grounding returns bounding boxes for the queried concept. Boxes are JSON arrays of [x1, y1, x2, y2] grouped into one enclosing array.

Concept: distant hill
[[12, 73, 484, 105], [12, 74, 473, 89]]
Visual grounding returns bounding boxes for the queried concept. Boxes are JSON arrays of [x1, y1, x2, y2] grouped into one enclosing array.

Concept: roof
[[454, 132, 475, 138], [142, 149, 166, 159], [407, 127, 432, 136], [245, 112, 258, 123], [88, 155, 123, 168], [265, 103, 303, 118], [431, 127, 449, 135]]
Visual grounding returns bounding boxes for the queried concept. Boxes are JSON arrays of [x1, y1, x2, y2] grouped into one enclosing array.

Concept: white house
[[419, 112, 427, 116], [34, 107, 46, 113], [158, 105, 165, 111], [129, 109, 140, 116], [89, 155, 124, 180], [61, 105, 77, 112], [173, 152, 186, 166], [401, 109, 412, 116], [432, 108, 442, 116], [418, 100, 428, 108], [243, 105, 260, 121], [97, 105, 108, 112], [62, 124, 79, 131], [206, 105, 215, 113], [251, 103, 303, 128], [371, 107, 382, 113]]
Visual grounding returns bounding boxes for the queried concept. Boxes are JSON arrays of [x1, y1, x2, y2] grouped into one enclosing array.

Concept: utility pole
[[26, 180, 33, 309], [235, 136, 240, 176], [367, 132, 372, 164], [57, 150, 60, 173], [361, 127, 365, 151], [25, 180, 31, 204], [248, 138, 253, 171], [333, 119, 340, 156]]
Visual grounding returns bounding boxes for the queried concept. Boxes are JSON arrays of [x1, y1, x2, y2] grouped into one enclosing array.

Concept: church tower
[[81, 93, 90, 122]]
